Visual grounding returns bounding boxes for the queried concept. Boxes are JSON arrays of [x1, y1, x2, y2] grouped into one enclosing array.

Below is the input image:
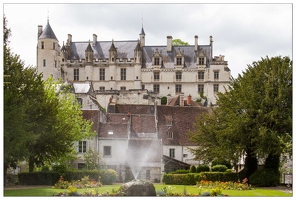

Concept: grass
[[4, 183, 292, 197]]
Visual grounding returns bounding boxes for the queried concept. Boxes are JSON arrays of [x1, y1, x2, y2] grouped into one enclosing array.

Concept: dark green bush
[[211, 165, 228, 172], [211, 159, 231, 169], [162, 173, 196, 185], [249, 168, 280, 187], [189, 165, 196, 173], [18, 171, 60, 185], [161, 96, 167, 105], [199, 172, 239, 182], [196, 165, 210, 173]]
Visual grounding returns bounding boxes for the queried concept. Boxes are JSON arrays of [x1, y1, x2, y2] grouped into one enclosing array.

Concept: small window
[[100, 68, 105, 80], [169, 148, 175, 158], [121, 68, 126, 80], [77, 98, 83, 106], [74, 69, 79, 81], [142, 85, 145, 90], [153, 84, 160, 93], [175, 84, 182, 93], [214, 84, 219, 92], [168, 132, 173, 138], [214, 71, 219, 80], [154, 72, 160, 81], [43, 59, 46, 67], [198, 71, 204, 80], [198, 84, 204, 93], [120, 87, 126, 90], [154, 57, 160, 65], [41, 42, 44, 49], [104, 146, 111, 156], [176, 72, 182, 81], [108, 130, 113, 135], [183, 154, 188, 158], [199, 57, 205, 65], [99, 87, 105, 91], [146, 170, 151, 179], [176, 57, 182, 65], [78, 141, 87, 153], [53, 42, 55, 50], [55, 60, 57, 68]]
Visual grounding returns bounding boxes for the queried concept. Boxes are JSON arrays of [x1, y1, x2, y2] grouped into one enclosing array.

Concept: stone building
[[37, 20, 231, 108]]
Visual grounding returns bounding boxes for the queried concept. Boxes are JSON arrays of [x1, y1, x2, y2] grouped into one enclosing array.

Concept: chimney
[[194, 35, 198, 52], [38, 25, 43, 38], [67, 34, 72, 45], [93, 34, 97, 46], [167, 36, 172, 52], [187, 94, 192, 105]]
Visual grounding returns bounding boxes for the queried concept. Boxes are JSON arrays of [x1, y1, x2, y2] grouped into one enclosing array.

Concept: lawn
[[4, 183, 292, 197]]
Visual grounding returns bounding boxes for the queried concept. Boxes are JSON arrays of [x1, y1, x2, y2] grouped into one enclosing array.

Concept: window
[[183, 154, 188, 158], [54, 60, 57, 68], [104, 146, 111, 156], [176, 57, 182, 65], [168, 132, 173, 138], [176, 72, 182, 81], [214, 71, 219, 80], [154, 72, 160, 81], [198, 84, 204, 93], [74, 69, 79, 81], [41, 42, 44, 49], [199, 57, 205, 65], [78, 141, 87, 153], [43, 59, 46, 67], [154, 57, 160, 65], [214, 84, 219, 92], [121, 68, 126, 80], [169, 148, 175, 158], [100, 68, 105, 80], [99, 86, 105, 91], [53, 42, 55, 50], [146, 170, 151, 179], [77, 98, 83, 106], [120, 87, 126, 90], [175, 84, 182, 93], [142, 85, 145, 90], [198, 71, 204, 80], [153, 84, 160, 93]]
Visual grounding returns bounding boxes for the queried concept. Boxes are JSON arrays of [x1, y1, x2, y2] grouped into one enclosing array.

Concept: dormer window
[[154, 57, 160, 65], [165, 115, 173, 126], [167, 132, 173, 138], [176, 57, 182, 65], [199, 57, 205, 65]]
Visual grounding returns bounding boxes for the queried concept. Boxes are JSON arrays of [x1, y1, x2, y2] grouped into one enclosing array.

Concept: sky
[[3, 1, 293, 79]]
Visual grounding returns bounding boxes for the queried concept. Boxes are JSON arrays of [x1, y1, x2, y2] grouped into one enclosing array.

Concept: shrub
[[249, 168, 280, 187], [211, 165, 228, 172], [189, 165, 196, 173], [161, 96, 167, 105], [170, 169, 189, 174], [196, 165, 210, 173], [211, 159, 231, 169]]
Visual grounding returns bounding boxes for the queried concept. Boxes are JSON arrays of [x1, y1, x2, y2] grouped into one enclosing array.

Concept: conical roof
[[140, 27, 145, 35], [39, 20, 58, 40]]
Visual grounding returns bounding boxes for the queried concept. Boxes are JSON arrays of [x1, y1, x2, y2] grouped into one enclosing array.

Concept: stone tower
[[37, 20, 61, 80]]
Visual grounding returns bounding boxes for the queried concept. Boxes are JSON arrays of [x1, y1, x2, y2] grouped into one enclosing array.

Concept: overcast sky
[[3, 2, 293, 79]]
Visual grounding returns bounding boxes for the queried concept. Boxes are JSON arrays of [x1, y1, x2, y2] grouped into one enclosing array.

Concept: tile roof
[[82, 110, 100, 133], [39, 21, 58, 40]]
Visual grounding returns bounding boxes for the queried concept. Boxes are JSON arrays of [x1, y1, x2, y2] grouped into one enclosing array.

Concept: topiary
[[196, 165, 210, 173], [211, 165, 228, 172], [249, 168, 280, 187], [189, 165, 196, 173]]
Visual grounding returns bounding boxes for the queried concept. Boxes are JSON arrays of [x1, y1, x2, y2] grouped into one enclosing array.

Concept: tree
[[172, 39, 189, 46], [83, 149, 105, 170], [188, 56, 292, 179], [26, 78, 96, 172]]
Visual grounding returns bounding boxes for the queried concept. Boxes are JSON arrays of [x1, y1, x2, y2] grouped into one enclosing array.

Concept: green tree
[[4, 16, 38, 181], [83, 149, 105, 170], [26, 78, 96, 172], [188, 56, 292, 179], [172, 39, 189, 46]]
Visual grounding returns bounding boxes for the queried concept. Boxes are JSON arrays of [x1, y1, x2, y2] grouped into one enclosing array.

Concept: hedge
[[18, 169, 117, 185], [162, 172, 239, 185]]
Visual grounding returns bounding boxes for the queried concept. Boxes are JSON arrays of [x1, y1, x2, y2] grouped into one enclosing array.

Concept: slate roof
[[68, 40, 138, 60], [39, 21, 58, 40], [98, 113, 129, 139], [142, 45, 211, 68]]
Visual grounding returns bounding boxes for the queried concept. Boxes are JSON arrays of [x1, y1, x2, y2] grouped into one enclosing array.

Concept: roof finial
[[47, 9, 49, 23], [142, 13, 143, 28]]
